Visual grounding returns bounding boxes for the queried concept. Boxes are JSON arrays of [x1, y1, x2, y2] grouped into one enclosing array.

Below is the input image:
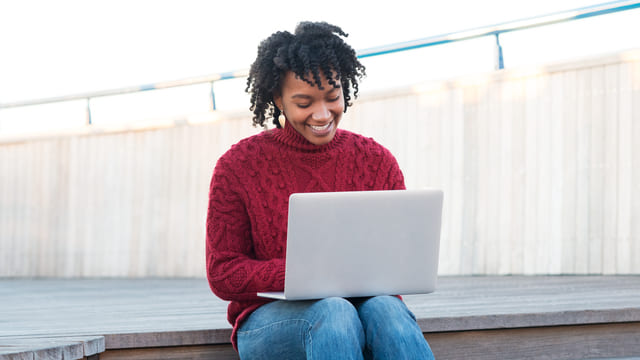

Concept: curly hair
[[246, 21, 366, 128]]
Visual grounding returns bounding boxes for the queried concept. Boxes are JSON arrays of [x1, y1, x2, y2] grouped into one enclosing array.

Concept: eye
[[328, 95, 340, 102], [296, 103, 310, 109]]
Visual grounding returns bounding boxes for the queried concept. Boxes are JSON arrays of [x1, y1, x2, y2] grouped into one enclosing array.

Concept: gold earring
[[278, 111, 286, 128]]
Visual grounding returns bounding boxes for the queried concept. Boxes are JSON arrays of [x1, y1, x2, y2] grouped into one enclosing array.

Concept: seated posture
[[206, 21, 435, 360]]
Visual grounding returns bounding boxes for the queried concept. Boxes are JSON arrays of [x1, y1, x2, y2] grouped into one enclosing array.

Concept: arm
[[387, 160, 406, 191], [205, 159, 285, 301], [379, 146, 406, 191]]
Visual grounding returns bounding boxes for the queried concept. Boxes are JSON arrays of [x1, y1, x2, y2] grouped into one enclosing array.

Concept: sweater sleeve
[[380, 146, 406, 191], [388, 159, 406, 190], [206, 158, 285, 301]]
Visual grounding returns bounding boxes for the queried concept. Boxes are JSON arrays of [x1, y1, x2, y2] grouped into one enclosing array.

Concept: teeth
[[310, 122, 331, 131]]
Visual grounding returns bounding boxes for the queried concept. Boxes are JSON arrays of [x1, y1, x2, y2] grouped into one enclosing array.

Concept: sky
[[1, 0, 639, 133]]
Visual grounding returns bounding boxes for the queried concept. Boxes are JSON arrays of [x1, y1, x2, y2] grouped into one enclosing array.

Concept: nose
[[311, 102, 331, 122]]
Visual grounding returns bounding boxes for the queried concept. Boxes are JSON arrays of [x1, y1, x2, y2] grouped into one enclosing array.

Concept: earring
[[278, 110, 286, 128]]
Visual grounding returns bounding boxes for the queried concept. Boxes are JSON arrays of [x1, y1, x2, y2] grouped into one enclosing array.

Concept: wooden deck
[[1, 276, 639, 359]]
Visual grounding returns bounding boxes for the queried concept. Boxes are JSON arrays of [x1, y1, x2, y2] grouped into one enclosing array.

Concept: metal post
[[494, 33, 505, 70], [210, 81, 216, 111], [86, 98, 92, 125]]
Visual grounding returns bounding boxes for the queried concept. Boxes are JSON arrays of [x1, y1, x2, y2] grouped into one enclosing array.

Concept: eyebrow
[[290, 86, 342, 99], [291, 94, 312, 99]]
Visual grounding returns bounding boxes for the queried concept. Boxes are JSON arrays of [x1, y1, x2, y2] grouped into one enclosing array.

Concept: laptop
[[257, 189, 443, 301]]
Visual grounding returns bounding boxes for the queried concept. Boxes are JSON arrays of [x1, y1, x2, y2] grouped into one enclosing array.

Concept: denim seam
[[307, 321, 314, 360], [237, 318, 312, 336]]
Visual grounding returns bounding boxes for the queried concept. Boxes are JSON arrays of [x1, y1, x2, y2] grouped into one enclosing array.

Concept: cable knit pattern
[[206, 124, 406, 350]]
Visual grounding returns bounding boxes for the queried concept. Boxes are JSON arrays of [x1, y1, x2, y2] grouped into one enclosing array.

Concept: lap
[[238, 297, 364, 359], [237, 296, 429, 360], [239, 297, 359, 331], [239, 296, 408, 332]]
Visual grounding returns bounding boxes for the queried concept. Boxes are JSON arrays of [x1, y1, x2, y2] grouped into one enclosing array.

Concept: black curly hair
[[246, 21, 366, 128]]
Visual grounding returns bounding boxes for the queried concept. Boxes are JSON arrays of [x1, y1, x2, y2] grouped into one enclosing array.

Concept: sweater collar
[[271, 121, 346, 153]]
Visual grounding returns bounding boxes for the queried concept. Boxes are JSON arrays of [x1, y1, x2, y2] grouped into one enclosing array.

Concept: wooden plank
[[64, 136, 80, 277], [496, 79, 512, 275], [485, 80, 500, 274], [616, 62, 632, 274], [426, 322, 640, 360], [457, 86, 476, 275], [405, 94, 418, 189], [536, 73, 553, 274], [603, 63, 619, 275], [561, 70, 578, 274], [97, 323, 640, 360], [575, 67, 592, 274], [0, 336, 104, 360], [523, 75, 539, 275], [508, 78, 526, 275], [100, 344, 238, 360], [589, 65, 605, 274], [548, 72, 564, 274], [447, 85, 465, 276], [0, 144, 13, 275], [632, 59, 640, 274]]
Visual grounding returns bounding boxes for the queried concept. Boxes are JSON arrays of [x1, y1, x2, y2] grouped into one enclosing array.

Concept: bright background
[[1, 0, 639, 133]]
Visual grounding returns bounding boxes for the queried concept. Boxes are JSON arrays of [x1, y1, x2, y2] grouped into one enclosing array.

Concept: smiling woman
[[205, 21, 435, 359]]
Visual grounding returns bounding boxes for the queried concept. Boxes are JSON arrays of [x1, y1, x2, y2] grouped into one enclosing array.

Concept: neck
[[272, 122, 345, 153]]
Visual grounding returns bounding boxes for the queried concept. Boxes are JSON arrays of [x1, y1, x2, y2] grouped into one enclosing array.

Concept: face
[[274, 71, 344, 146]]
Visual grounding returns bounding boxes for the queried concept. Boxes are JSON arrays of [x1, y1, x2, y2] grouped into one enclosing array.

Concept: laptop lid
[[258, 189, 443, 300]]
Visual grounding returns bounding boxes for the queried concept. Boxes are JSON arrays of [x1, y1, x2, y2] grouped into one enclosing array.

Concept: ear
[[273, 94, 283, 111]]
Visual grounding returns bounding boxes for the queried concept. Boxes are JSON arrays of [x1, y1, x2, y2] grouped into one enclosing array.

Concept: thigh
[[237, 300, 312, 360], [353, 296, 434, 360], [237, 298, 365, 360]]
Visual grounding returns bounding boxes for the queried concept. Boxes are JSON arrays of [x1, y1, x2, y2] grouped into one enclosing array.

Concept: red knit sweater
[[205, 123, 406, 350]]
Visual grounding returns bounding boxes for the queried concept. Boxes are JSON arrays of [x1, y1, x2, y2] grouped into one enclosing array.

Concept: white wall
[[1, 50, 639, 277]]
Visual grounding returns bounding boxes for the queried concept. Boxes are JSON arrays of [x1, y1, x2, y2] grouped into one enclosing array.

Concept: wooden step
[[1, 276, 638, 359]]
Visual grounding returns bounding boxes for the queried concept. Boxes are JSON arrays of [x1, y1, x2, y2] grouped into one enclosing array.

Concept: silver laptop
[[258, 189, 443, 300]]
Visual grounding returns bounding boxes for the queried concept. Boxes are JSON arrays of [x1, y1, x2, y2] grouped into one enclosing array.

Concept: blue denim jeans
[[237, 296, 434, 359]]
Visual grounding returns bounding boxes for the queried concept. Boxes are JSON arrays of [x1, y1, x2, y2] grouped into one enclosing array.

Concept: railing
[[1, 0, 639, 125]]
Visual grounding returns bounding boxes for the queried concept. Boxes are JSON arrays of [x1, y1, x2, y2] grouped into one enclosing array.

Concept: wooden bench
[[1, 276, 639, 359]]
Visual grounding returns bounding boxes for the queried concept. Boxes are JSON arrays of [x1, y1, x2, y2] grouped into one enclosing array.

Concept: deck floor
[[1, 276, 640, 358]]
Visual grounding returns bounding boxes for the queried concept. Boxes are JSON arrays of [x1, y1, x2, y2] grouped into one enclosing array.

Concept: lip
[[308, 121, 334, 137]]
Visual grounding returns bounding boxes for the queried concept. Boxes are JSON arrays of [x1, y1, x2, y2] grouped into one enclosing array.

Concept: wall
[[1, 50, 639, 277]]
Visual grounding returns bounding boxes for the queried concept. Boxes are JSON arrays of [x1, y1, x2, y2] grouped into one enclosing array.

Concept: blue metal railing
[[355, 0, 640, 59], [1, 0, 639, 126]]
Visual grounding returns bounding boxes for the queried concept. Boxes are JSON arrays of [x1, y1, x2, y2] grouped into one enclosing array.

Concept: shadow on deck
[[1, 276, 639, 360]]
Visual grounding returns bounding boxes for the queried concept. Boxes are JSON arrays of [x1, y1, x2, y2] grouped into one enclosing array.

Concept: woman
[[206, 21, 435, 359]]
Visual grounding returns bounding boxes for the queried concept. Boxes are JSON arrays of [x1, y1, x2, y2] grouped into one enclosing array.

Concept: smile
[[310, 122, 333, 131]]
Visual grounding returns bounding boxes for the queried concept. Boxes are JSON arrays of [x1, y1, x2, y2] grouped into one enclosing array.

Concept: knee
[[359, 296, 418, 336], [359, 296, 413, 318], [310, 297, 363, 336], [304, 298, 365, 357], [359, 296, 432, 358]]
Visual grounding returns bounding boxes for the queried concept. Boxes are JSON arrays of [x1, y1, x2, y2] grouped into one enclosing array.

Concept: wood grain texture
[[426, 322, 640, 360], [1, 50, 640, 277], [1, 277, 639, 344], [100, 344, 238, 360], [0, 336, 103, 360], [0, 277, 639, 359]]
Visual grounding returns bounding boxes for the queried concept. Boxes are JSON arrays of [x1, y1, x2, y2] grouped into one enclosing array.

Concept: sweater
[[205, 123, 406, 350]]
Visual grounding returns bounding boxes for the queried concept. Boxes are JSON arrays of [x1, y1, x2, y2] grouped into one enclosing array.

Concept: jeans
[[237, 296, 434, 360]]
